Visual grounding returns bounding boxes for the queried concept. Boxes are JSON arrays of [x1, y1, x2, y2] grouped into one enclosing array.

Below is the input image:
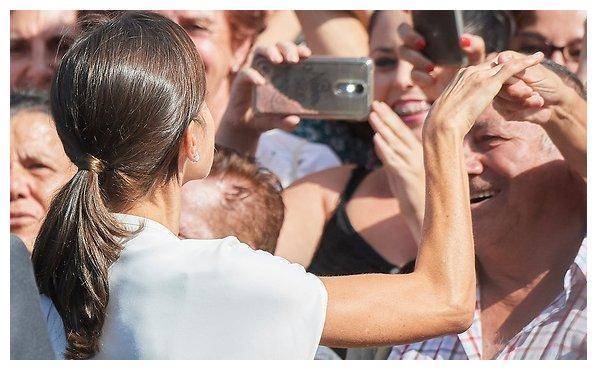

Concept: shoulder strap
[[339, 166, 369, 204]]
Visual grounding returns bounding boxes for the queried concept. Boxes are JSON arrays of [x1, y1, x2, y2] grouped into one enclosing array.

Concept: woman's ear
[[180, 120, 206, 183], [182, 120, 201, 163], [180, 105, 215, 183]]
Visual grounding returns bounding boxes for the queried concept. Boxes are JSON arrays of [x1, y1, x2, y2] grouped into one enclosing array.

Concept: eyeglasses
[[511, 32, 583, 62]]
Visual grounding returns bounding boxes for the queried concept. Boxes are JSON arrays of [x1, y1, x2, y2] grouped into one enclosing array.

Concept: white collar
[[111, 213, 179, 239]]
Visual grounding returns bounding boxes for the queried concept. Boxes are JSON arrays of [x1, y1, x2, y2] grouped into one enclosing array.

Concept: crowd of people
[[9, 9, 586, 360]]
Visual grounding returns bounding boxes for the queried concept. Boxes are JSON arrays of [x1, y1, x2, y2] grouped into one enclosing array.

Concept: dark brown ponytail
[[31, 11, 206, 359]]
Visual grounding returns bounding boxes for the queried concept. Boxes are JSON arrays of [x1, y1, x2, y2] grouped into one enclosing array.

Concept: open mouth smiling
[[470, 190, 500, 205]]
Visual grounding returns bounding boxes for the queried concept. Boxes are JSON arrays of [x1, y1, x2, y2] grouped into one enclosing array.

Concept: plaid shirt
[[389, 239, 587, 360]]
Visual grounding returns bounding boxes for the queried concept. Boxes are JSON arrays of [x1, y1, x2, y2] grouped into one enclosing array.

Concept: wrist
[[423, 118, 467, 142], [546, 86, 586, 127]]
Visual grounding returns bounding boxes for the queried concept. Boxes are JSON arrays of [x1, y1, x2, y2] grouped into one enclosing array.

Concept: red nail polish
[[415, 39, 426, 50], [426, 64, 435, 73], [460, 37, 471, 48]]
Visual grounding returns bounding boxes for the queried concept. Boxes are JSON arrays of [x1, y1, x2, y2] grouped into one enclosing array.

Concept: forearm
[[402, 201, 424, 246], [320, 272, 470, 347], [295, 11, 369, 57], [544, 90, 587, 179], [253, 11, 301, 48], [215, 121, 261, 156], [416, 127, 475, 307], [321, 127, 475, 346], [388, 178, 425, 245]]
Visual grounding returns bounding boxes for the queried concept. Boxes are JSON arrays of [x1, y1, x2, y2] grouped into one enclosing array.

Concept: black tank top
[[308, 166, 415, 276]]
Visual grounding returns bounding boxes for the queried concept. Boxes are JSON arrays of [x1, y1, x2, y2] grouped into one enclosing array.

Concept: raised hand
[[221, 42, 312, 134], [216, 42, 311, 154], [492, 50, 583, 126], [425, 52, 544, 138], [397, 22, 486, 101], [493, 50, 586, 180], [369, 101, 425, 243]]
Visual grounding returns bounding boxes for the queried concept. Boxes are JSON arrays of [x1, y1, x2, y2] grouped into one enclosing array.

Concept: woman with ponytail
[[32, 10, 542, 360]]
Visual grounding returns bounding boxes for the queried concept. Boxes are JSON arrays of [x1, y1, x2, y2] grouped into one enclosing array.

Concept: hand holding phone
[[252, 55, 373, 121], [411, 10, 467, 66], [216, 42, 311, 155], [397, 12, 486, 100]]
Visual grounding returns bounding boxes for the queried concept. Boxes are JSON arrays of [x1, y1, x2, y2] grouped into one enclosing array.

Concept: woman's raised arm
[[320, 52, 544, 347]]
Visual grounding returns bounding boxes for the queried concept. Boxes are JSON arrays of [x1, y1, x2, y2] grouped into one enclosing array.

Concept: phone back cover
[[252, 56, 373, 121], [412, 10, 467, 66]]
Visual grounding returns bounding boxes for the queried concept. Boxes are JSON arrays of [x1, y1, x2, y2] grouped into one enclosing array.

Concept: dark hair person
[[30, 10, 539, 360]]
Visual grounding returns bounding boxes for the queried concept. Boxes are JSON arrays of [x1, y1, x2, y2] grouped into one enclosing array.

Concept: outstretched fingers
[[492, 52, 544, 84]]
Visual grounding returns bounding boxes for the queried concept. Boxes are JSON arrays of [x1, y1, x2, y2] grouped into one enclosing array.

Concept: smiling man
[[386, 57, 587, 360]]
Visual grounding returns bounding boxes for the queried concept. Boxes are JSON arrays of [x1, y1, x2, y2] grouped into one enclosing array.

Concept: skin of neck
[[123, 179, 183, 236], [475, 184, 586, 308]]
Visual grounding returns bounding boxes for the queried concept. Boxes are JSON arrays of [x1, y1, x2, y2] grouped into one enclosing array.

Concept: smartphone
[[412, 10, 467, 66], [251, 55, 373, 121]]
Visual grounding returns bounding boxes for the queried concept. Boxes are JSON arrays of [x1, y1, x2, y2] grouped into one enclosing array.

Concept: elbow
[[416, 270, 476, 334], [443, 303, 474, 333], [425, 281, 475, 334], [440, 292, 475, 333]]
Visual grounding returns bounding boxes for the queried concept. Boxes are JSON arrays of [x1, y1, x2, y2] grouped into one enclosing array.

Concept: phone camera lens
[[335, 82, 365, 96]]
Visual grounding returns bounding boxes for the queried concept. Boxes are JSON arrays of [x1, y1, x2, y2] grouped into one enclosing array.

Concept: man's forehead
[[473, 109, 536, 135]]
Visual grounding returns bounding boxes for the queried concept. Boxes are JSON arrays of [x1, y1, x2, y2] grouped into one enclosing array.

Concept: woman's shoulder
[[179, 237, 321, 283], [118, 236, 325, 297]]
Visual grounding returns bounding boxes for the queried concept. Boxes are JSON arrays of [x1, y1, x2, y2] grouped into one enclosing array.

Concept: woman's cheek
[[373, 73, 390, 102], [192, 37, 228, 92]]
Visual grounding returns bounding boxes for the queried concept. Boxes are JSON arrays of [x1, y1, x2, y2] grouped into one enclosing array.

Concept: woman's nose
[[394, 61, 415, 90]]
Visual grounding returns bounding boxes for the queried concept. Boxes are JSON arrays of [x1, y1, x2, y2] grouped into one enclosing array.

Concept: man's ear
[[230, 36, 253, 73]]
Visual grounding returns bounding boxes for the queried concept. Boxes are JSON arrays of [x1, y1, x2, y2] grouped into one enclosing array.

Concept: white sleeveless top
[[40, 213, 327, 359]]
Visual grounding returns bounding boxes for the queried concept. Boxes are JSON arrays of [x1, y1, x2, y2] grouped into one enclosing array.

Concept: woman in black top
[[275, 11, 509, 359], [276, 10, 510, 275]]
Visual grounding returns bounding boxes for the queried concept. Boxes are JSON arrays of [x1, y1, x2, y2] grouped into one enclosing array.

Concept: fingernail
[[415, 39, 426, 50], [426, 64, 435, 73], [460, 36, 471, 48], [532, 51, 544, 59]]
